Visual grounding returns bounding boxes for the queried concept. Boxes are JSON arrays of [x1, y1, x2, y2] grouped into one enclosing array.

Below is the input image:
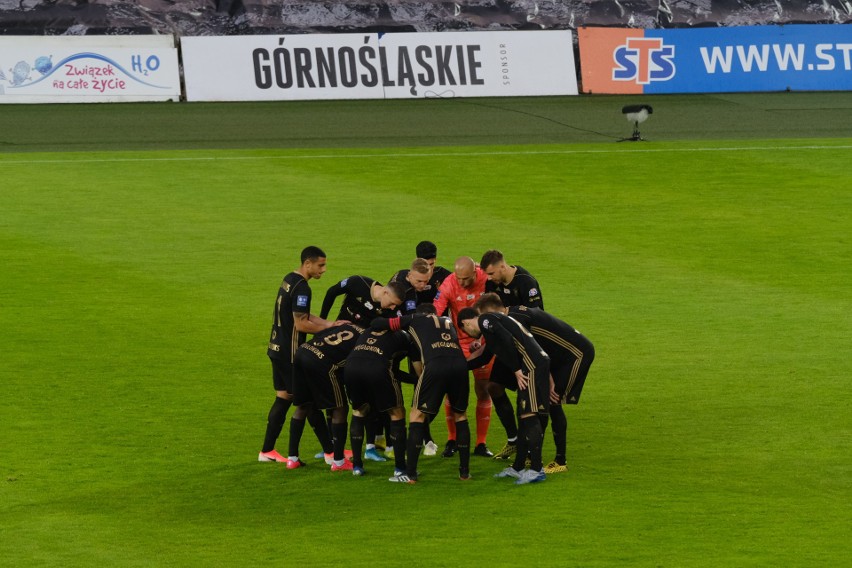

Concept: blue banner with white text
[[581, 24, 852, 94], [645, 25, 852, 93]]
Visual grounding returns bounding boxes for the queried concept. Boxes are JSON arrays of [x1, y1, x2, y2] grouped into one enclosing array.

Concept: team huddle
[[258, 241, 595, 485]]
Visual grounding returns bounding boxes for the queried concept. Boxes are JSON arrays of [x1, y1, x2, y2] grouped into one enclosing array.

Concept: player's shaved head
[[454, 256, 475, 273], [454, 256, 477, 288]]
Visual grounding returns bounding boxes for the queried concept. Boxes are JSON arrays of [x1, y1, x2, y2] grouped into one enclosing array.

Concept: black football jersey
[[298, 323, 366, 366], [319, 275, 384, 324], [268, 271, 312, 361], [507, 306, 583, 364], [485, 265, 543, 308]]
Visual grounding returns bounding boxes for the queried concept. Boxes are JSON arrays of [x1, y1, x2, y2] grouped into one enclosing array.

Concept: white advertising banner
[[182, 31, 577, 102], [0, 36, 181, 103]]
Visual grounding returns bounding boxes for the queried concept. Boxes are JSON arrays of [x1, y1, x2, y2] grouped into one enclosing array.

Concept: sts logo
[[613, 38, 676, 84]]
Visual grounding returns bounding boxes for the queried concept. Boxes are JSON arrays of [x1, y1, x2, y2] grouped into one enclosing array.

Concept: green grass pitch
[[1, 93, 850, 566]]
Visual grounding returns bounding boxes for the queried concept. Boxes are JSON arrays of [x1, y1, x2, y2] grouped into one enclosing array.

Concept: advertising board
[[182, 31, 578, 101], [0, 36, 181, 103], [579, 25, 852, 94]]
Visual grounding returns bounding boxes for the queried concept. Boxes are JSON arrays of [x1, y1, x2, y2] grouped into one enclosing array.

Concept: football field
[[1, 93, 850, 566]]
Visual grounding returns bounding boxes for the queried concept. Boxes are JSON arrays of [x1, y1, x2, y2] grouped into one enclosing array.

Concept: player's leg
[[344, 364, 371, 475], [500, 370, 544, 482], [441, 397, 457, 457], [377, 371, 408, 476], [421, 415, 437, 456], [405, 409, 427, 481], [363, 410, 386, 461], [446, 359, 472, 480], [388, 406, 408, 476], [488, 362, 519, 460], [260, 394, 292, 459], [307, 407, 333, 457], [521, 414, 544, 472], [349, 408, 367, 473], [315, 366, 351, 468], [259, 358, 294, 461], [454, 414, 471, 479], [286, 405, 310, 468], [514, 360, 550, 484], [545, 404, 568, 473], [545, 359, 576, 473], [472, 371, 493, 457], [329, 406, 353, 471]]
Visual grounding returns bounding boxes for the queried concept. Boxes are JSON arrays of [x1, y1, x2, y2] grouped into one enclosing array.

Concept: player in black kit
[[415, 240, 452, 304], [319, 276, 408, 325], [285, 323, 366, 472], [388, 257, 433, 315], [259, 246, 348, 464], [389, 257, 443, 455], [320, 276, 409, 461], [479, 249, 544, 461], [371, 304, 471, 483], [475, 293, 595, 473], [480, 249, 544, 309], [458, 307, 550, 485], [344, 326, 412, 477]]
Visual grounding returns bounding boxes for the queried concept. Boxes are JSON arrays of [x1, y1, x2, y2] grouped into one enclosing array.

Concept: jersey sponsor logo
[[528, 287, 539, 297], [441, 333, 451, 341], [304, 344, 325, 359], [354, 343, 383, 355], [296, 295, 309, 307]]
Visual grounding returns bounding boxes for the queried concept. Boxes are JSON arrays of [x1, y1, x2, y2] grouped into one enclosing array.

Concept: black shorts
[[344, 357, 404, 413], [514, 354, 551, 417], [292, 351, 347, 410], [551, 334, 595, 405], [270, 356, 295, 393], [411, 357, 469, 415]]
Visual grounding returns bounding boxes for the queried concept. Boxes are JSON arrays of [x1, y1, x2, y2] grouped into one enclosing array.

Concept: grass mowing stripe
[[2, 142, 852, 165]]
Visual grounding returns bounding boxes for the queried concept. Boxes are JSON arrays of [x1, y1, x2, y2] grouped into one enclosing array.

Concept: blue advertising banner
[[580, 24, 852, 94]]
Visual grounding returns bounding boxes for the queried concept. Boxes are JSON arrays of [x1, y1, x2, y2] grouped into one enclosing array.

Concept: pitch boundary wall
[[1, 25, 850, 103]]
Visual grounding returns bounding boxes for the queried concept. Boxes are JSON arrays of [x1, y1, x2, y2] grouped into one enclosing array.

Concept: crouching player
[[286, 323, 366, 472], [475, 293, 595, 473], [457, 307, 550, 485], [371, 304, 471, 483]]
